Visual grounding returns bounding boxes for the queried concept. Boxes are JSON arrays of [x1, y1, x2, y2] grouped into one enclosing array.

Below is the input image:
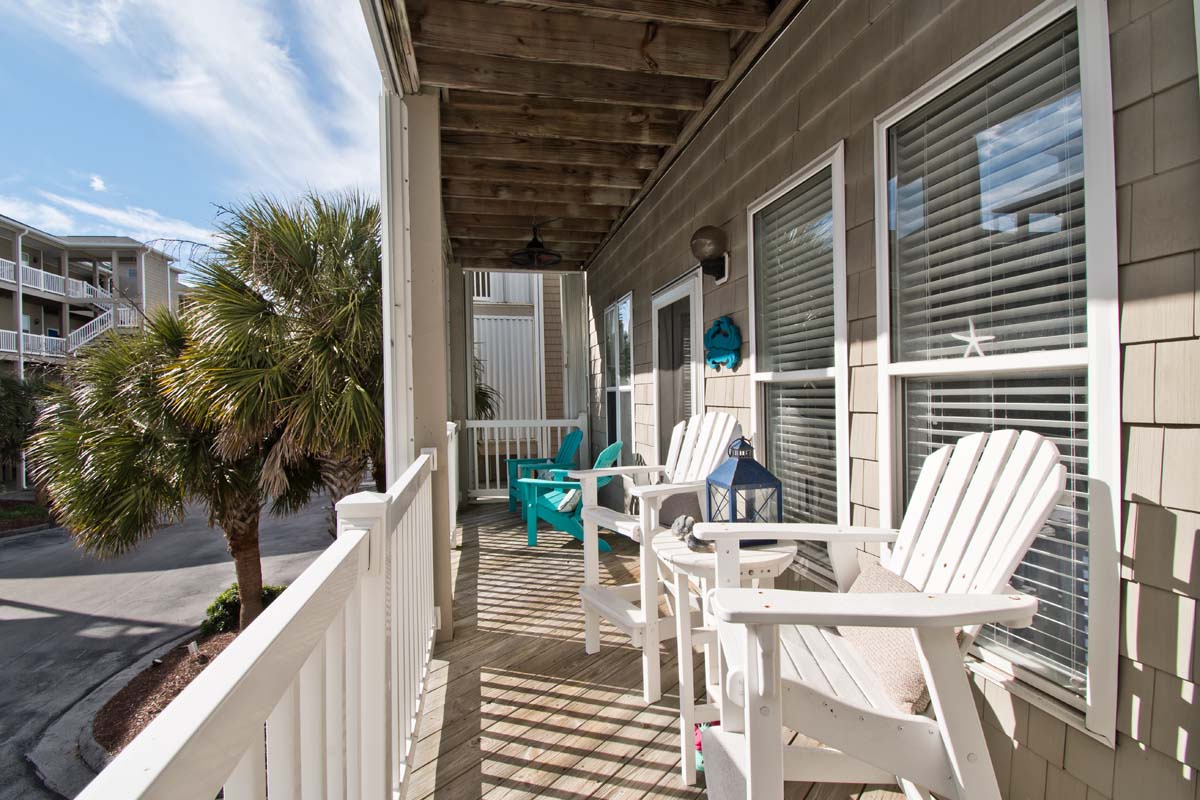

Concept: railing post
[[336, 491, 392, 799]]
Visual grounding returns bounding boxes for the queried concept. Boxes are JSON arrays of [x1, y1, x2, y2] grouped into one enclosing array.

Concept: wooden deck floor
[[408, 503, 905, 800]]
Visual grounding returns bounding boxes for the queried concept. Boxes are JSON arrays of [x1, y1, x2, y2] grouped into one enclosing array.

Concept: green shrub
[[201, 583, 286, 635]]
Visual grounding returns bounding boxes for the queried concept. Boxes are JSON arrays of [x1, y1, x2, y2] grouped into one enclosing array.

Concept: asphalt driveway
[[0, 499, 332, 799]]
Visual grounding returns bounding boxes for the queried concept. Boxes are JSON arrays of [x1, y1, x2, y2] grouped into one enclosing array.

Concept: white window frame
[[747, 141, 851, 559], [872, 0, 1120, 744], [603, 292, 634, 463], [651, 269, 705, 465]]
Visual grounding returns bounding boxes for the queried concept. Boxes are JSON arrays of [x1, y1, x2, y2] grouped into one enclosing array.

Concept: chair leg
[[581, 479, 601, 655], [525, 487, 538, 546], [915, 627, 1002, 800], [675, 570, 697, 786], [640, 538, 661, 704], [744, 624, 784, 800]]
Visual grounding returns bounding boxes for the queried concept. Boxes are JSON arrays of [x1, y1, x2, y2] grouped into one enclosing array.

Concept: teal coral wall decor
[[704, 316, 742, 371]]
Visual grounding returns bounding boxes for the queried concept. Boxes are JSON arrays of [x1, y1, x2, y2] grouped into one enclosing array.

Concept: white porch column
[[137, 249, 147, 312], [404, 91, 454, 642], [13, 230, 25, 381], [60, 250, 70, 337], [380, 91, 414, 476]]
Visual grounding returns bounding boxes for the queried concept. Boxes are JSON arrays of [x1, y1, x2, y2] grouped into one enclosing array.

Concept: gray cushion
[[660, 491, 703, 525], [836, 561, 930, 714]]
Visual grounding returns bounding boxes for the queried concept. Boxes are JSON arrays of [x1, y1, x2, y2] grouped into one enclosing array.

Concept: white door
[[652, 271, 704, 463]]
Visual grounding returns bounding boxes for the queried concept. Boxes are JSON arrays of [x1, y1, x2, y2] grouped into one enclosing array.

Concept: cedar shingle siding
[[585, 0, 1200, 796]]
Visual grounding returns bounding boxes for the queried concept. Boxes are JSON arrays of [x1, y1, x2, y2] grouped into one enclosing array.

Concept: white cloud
[[5, 0, 381, 197], [89, 174, 107, 192], [0, 195, 77, 234], [41, 192, 214, 245]]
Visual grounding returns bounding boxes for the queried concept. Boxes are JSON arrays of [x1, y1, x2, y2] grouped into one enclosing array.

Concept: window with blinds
[[889, 16, 1086, 363], [752, 163, 843, 585], [886, 14, 1092, 695], [755, 168, 836, 373], [903, 376, 1089, 691], [604, 295, 633, 464]]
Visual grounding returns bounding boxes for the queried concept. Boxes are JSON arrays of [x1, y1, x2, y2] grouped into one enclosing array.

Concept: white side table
[[652, 530, 797, 786]]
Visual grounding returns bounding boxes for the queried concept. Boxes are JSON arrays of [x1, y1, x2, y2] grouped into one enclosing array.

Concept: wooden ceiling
[[376, 0, 802, 272]]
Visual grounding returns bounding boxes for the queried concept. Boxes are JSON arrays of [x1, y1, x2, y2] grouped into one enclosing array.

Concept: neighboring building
[[0, 214, 186, 379]]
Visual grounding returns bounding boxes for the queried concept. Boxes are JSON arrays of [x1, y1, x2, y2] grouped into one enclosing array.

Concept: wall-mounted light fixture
[[690, 225, 729, 285]]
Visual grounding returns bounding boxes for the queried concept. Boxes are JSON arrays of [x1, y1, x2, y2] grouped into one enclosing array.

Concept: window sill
[[965, 658, 1114, 748]]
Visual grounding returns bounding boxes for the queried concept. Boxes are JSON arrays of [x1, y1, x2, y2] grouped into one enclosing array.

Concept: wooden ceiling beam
[[441, 132, 661, 170], [445, 213, 613, 233], [452, 241, 595, 260], [441, 101, 679, 146], [445, 197, 622, 220], [480, 0, 769, 32], [449, 226, 605, 243], [459, 257, 587, 273], [416, 46, 709, 109], [586, 0, 813, 268], [408, 0, 730, 80], [442, 158, 648, 190], [443, 178, 634, 207]]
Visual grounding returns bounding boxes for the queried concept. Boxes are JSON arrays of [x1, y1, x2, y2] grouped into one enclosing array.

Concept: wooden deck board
[[413, 503, 905, 800]]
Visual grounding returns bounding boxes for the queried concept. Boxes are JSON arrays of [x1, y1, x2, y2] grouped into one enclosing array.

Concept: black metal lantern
[[706, 436, 782, 531], [509, 224, 562, 269]]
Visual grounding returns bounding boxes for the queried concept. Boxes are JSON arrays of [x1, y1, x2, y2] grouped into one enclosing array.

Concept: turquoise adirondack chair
[[519, 440, 623, 551], [505, 428, 584, 513]]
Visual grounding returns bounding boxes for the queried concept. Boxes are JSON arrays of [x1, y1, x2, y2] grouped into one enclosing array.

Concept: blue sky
[[0, 0, 381, 246]]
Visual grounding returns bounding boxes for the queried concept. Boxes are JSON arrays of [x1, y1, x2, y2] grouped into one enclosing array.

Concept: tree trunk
[[222, 496, 264, 629], [372, 457, 387, 493], [320, 453, 369, 538]]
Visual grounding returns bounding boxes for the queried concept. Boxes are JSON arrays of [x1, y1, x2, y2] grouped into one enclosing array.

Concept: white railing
[[68, 310, 113, 351], [117, 305, 140, 327], [0, 258, 14, 283], [68, 277, 112, 300], [77, 453, 439, 800], [0, 330, 15, 353], [20, 264, 67, 295], [22, 332, 67, 357], [464, 413, 588, 498], [67, 305, 140, 352], [447, 421, 461, 547]]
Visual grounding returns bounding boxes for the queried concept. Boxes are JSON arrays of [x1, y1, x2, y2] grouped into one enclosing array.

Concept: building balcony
[[0, 258, 111, 300], [0, 330, 67, 358]]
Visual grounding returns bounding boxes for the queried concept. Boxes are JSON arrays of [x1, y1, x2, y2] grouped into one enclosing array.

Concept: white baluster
[[299, 642, 326, 800], [266, 681, 301, 799], [224, 726, 266, 800], [325, 611, 346, 800]]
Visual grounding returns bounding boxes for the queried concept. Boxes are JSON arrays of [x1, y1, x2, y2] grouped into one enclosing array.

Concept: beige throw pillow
[[837, 561, 931, 714]]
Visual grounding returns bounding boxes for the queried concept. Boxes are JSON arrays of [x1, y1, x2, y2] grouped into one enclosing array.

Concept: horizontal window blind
[[753, 161, 842, 583], [754, 167, 836, 373], [764, 382, 838, 585], [903, 375, 1089, 693], [888, 16, 1087, 363]]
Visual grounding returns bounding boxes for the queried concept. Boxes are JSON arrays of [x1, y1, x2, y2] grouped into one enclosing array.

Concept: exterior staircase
[[66, 305, 140, 352]]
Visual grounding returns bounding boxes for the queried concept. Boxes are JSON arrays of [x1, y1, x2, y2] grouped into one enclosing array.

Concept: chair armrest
[[693, 522, 900, 544], [547, 468, 571, 481], [568, 465, 666, 480], [506, 457, 554, 466], [709, 589, 1038, 629], [518, 478, 582, 490], [629, 480, 706, 501]]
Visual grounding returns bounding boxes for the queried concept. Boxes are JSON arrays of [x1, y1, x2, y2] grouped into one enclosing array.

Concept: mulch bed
[[0, 500, 51, 531], [93, 633, 236, 755]]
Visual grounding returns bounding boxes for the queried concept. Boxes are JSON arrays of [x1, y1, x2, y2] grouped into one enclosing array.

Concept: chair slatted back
[[668, 411, 741, 483], [554, 428, 584, 467], [884, 430, 1066, 644]]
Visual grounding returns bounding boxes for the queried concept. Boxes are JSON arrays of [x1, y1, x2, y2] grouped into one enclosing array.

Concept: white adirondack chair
[[693, 430, 1067, 800], [569, 410, 741, 703]]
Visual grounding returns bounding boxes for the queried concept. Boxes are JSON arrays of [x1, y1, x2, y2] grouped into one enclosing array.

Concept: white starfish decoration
[[951, 318, 995, 358]]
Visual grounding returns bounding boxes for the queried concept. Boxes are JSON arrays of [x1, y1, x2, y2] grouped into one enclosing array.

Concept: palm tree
[[27, 313, 318, 628], [0, 373, 40, 478], [163, 193, 384, 534]]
